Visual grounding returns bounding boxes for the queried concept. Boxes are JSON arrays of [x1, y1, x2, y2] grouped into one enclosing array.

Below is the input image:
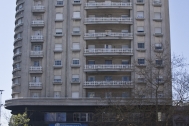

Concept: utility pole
[[0, 90, 4, 126]]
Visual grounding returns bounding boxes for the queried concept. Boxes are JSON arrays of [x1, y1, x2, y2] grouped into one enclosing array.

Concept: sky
[[0, 0, 189, 125]]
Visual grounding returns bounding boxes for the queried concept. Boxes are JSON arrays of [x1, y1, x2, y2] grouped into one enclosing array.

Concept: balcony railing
[[30, 51, 43, 57], [84, 64, 132, 71], [30, 66, 42, 71], [31, 35, 43, 42], [85, 17, 132, 24], [32, 6, 45, 12], [31, 20, 44, 26], [153, 1, 162, 6], [84, 81, 132, 86], [84, 32, 133, 39], [85, 2, 132, 8], [84, 48, 133, 55], [29, 82, 42, 87]]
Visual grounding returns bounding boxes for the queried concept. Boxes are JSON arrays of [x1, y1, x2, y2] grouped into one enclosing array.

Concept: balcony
[[15, 8, 24, 16], [84, 81, 133, 88], [15, 23, 23, 30], [84, 32, 133, 40], [53, 80, 63, 85], [84, 17, 132, 24], [85, 2, 132, 9], [16, 0, 24, 5], [71, 78, 80, 84], [31, 35, 44, 42], [32, 6, 45, 12], [84, 64, 133, 72], [30, 51, 43, 57], [29, 66, 42, 73], [31, 20, 44, 27], [29, 82, 42, 89], [13, 52, 22, 58], [13, 67, 21, 72], [14, 37, 22, 44], [153, 1, 162, 7], [84, 48, 133, 56]]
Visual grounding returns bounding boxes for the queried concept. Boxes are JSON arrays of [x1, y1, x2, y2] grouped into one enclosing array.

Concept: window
[[73, 12, 81, 18], [154, 12, 161, 19], [34, 45, 41, 51], [34, 61, 40, 66], [122, 92, 130, 98], [72, 75, 79, 82], [122, 60, 129, 64], [104, 44, 112, 49], [138, 43, 145, 49], [57, 0, 63, 5], [155, 43, 162, 50], [138, 59, 145, 65], [56, 13, 63, 20], [13, 78, 19, 84], [54, 91, 61, 98], [105, 92, 112, 98], [54, 76, 62, 82], [105, 60, 112, 64], [54, 44, 62, 51], [73, 113, 93, 122], [88, 60, 95, 65], [73, 43, 80, 49], [73, 27, 80, 34], [122, 45, 129, 48], [72, 92, 79, 98], [121, 15, 129, 18], [157, 91, 164, 98], [105, 76, 112, 81], [88, 45, 95, 49], [32, 76, 40, 82], [31, 92, 39, 98], [156, 59, 163, 65], [122, 76, 130, 81], [155, 27, 162, 34], [138, 75, 145, 82], [137, 11, 144, 18], [73, 0, 81, 3], [54, 60, 62, 65], [45, 113, 66, 122], [55, 29, 63, 35], [121, 30, 129, 33], [137, 0, 144, 3], [88, 76, 95, 81], [156, 76, 163, 83], [137, 26, 144, 32], [87, 92, 95, 98], [73, 59, 79, 64]]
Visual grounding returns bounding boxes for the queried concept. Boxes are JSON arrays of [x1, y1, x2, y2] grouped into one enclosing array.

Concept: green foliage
[[9, 111, 30, 126]]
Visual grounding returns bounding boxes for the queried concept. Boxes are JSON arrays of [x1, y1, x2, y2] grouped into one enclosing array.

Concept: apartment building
[[6, 0, 171, 125]]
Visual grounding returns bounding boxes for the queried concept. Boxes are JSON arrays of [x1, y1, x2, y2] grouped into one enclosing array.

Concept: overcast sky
[[0, 0, 189, 125]]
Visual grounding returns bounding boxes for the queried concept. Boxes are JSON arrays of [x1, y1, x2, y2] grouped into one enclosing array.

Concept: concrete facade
[[8, 0, 172, 123]]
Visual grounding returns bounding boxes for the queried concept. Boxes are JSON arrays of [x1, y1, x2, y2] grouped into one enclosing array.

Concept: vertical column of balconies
[[84, 0, 134, 98], [29, 0, 46, 90], [12, 0, 25, 97]]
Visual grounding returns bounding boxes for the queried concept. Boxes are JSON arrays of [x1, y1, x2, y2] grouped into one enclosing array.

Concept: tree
[[8, 110, 30, 126]]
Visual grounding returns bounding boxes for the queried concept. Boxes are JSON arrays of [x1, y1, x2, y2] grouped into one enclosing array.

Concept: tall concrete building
[[6, 0, 171, 125]]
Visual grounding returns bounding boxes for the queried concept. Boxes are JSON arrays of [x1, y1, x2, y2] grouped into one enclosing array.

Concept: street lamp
[[0, 90, 4, 126]]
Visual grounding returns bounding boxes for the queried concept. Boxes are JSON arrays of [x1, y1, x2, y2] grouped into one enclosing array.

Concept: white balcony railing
[[85, 17, 132, 23], [30, 66, 42, 71], [31, 35, 43, 40], [85, 2, 132, 7], [84, 81, 132, 86], [30, 51, 43, 56], [84, 32, 133, 38], [84, 48, 133, 54], [29, 82, 42, 87], [33, 6, 45, 11], [85, 64, 132, 70], [32, 20, 44, 25]]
